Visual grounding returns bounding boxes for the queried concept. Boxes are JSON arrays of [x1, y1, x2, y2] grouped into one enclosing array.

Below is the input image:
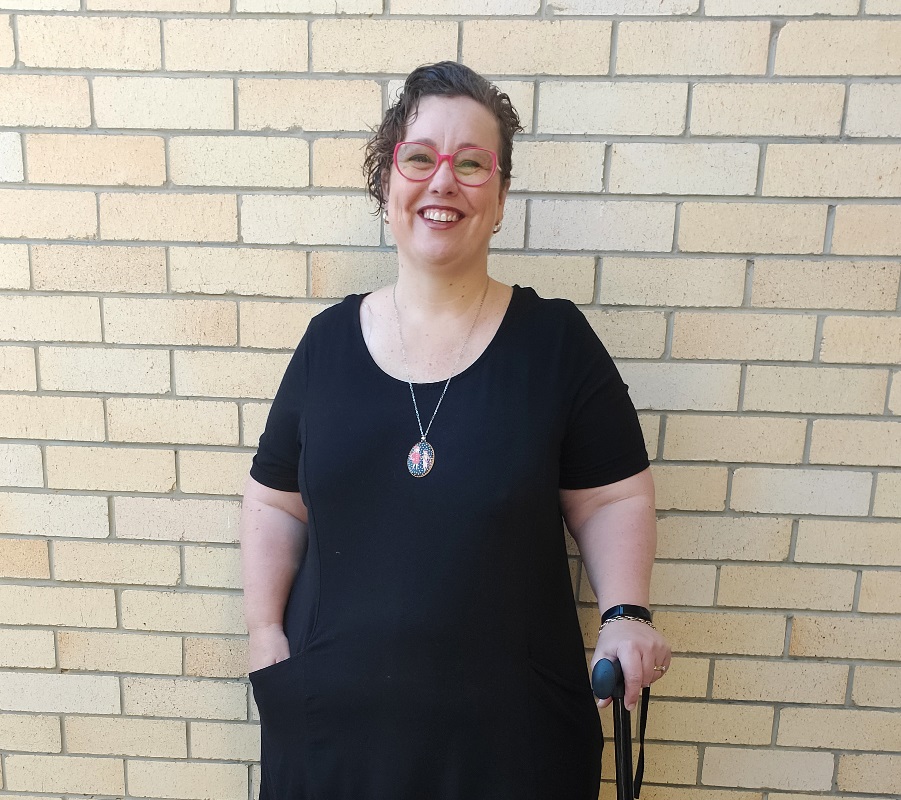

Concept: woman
[[240, 61, 671, 800]]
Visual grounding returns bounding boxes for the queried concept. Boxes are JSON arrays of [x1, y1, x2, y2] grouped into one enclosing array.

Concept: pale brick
[[123, 676, 246, 719], [657, 516, 791, 561], [489, 255, 595, 304], [680, 202, 826, 255], [489, 197, 527, 250], [0, 395, 104, 441], [0, 243, 28, 289], [0, 12, 10, 65], [0, 295, 101, 343], [732, 467, 871, 516], [744, 365, 888, 415], [664, 415, 805, 464], [243, 194, 378, 247], [128, 760, 246, 799], [47, 446, 176, 492], [242, 402, 271, 446], [606, 743, 698, 786], [650, 563, 717, 607], [653, 465, 728, 511], [776, 21, 901, 76], [691, 82, 844, 136], [66, 716, 185, 758], [174, 351, 290, 399], [530, 200, 675, 252], [0, 346, 35, 390], [753, 259, 900, 310], [2, 0, 78, 6], [860, 570, 901, 614], [0, 492, 108, 538], [107, 398, 239, 445], [511, 141, 605, 193], [618, 363, 741, 411], [27, 133, 164, 187], [105, 297, 236, 346], [539, 81, 688, 135], [0, 131, 23, 181], [713, 659, 848, 704], [185, 636, 247, 678], [171, 135, 308, 189], [672, 311, 817, 361], [821, 316, 901, 364], [122, 590, 244, 635], [811, 420, 901, 467], [39, 346, 170, 394], [463, 20, 609, 75], [171, 246, 305, 298], [312, 137, 367, 189], [314, 20, 455, 73], [191, 721, 259, 760], [100, 192, 237, 243], [239, 300, 328, 349], [610, 143, 758, 196], [618, 21, 768, 76], [184, 545, 241, 589], [702, 747, 833, 791], [32, 244, 164, 293], [581, 310, 666, 358], [94, 77, 232, 130], [638, 792, 760, 800], [393, 0, 538, 11], [179, 450, 253, 496], [833, 205, 901, 256], [846, 84, 901, 137], [18, 15, 159, 70], [239, 79, 381, 133], [115, 497, 240, 543], [637, 655, 709, 700], [796, 520, 901, 567], [4, 754, 124, 795], [0, 629, 55, 669], [54, 540, 180, 586], [0, 444, 43, 489], [0, 188, 95, 239], [59, 630, 182, 674], [791, 616, 901, 660], [165, 18, 306, 73], [0, 75, 90, 127], [869, 0, 901, 11], [892, 373, 900, 414], [0, 672, 119, 713], [310, 250, 397, 299], [706, 0, 857, 12], [551, 0, 697, 11], [656, 610, 786, 656], [0, 536, 48, 579], [648, 701, 772, 745], [765, 145, 901, 198], [720, 565, 855, 611], [94, 0, 227, 8], [854, 665, 901, 708], [0, 585, 116, 628], [874, 472, 901, 517], [838, 754, 901, 795], [0, 712, 60, 753], [639, 413, 660, 457]]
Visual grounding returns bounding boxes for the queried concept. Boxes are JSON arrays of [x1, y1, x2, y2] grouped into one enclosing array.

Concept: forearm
[[239, 495, 308, 634]]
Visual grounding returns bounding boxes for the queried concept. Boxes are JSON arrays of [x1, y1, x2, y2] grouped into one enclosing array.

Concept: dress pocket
[[248, 652, 300, 683]]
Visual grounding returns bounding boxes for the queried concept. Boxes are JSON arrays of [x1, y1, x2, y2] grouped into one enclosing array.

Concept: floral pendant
[[407, 439, 435, 478]]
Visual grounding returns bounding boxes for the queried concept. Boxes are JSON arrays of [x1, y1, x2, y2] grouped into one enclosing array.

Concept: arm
[[239, 474, 309, 672], [560, 467, 671, 710]]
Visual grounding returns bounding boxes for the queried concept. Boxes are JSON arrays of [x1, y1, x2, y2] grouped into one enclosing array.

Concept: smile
[[420, 208, 462, 223]]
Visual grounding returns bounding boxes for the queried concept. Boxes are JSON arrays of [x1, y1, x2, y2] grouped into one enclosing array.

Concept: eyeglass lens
[[395, 143, 495, 186]]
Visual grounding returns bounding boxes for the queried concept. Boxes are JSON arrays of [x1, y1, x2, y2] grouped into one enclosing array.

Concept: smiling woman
[[239, 61, 669, 800]]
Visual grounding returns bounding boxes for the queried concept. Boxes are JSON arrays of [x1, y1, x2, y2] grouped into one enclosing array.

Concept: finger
[[619, 651, 644, 712]]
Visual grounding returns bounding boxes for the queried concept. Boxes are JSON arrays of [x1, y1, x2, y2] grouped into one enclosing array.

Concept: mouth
[[418, 207, 464, 224]]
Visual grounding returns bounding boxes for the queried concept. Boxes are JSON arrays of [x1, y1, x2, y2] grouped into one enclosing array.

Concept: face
[[384, 94, 509, 271]]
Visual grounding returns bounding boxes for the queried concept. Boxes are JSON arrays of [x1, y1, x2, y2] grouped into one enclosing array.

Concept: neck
[[394, 259, 491, 319]]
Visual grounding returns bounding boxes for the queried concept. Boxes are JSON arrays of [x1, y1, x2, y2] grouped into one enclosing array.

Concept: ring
[[653, 665, 667, 672]]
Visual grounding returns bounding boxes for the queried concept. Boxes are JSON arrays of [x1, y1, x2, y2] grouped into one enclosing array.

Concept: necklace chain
[[393, 278, 490, 444]]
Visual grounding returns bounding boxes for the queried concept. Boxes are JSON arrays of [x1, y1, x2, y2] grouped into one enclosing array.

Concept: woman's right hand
[[248, 623, 291, 674]]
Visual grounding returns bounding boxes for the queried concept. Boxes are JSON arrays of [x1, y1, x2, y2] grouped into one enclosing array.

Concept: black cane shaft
[[613, 699, 634, 800]]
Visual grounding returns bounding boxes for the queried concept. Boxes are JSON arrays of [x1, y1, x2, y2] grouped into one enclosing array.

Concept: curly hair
[[363, 62, 524, 213]]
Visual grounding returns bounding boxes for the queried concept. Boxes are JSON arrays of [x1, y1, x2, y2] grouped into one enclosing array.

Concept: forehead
[[404, 95, 501, 151]]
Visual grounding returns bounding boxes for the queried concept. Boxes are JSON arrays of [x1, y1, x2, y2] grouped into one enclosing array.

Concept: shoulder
[[512, 285, 594, 344]]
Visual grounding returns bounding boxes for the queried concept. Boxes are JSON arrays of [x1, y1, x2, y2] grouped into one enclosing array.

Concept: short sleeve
[[559, 305, 649, 490], [249, 332, 310, 493]]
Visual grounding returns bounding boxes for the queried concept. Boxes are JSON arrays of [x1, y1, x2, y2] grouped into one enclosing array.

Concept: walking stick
[[591, 658, 650, 800]]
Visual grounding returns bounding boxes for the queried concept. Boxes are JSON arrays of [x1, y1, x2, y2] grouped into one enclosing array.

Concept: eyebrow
[[410, 138, 486, 150]]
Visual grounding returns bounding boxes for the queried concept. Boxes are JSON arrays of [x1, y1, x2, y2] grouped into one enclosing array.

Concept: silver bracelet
[[598, 615, 657, 635]]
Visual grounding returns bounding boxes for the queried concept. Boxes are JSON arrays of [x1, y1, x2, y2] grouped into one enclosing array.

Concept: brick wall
[[0, 1, 899, 798]]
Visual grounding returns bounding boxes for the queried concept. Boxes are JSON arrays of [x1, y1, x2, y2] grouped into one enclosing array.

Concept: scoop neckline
[[354, 283, 522, 388]]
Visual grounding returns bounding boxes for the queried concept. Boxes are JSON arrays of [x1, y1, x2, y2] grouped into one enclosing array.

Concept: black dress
[[248, 285, 649, 800]]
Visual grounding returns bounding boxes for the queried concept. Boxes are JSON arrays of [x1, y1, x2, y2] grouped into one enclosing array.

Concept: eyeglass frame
[[392, 141, 499, 187]]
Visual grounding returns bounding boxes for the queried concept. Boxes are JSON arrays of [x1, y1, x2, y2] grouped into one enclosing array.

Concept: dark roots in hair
[[363, 61, 524, 213]]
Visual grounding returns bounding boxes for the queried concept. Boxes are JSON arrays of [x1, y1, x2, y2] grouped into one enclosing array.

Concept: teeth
[[423, 209, 459, 222]]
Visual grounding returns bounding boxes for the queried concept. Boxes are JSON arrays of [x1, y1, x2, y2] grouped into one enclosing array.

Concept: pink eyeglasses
[[393, 141, 499, 187]]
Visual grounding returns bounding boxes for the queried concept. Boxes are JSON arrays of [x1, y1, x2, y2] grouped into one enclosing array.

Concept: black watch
[[601, 604, 652, 624]]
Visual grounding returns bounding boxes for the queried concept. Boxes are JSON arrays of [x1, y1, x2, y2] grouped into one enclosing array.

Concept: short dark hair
[[363, 61, 524, 212]]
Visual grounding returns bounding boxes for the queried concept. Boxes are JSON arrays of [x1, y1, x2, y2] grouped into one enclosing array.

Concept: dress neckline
[[354, 284, 522, 388]]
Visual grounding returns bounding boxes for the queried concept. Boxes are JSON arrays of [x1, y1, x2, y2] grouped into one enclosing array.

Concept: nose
[[428, 157, 459, 194]]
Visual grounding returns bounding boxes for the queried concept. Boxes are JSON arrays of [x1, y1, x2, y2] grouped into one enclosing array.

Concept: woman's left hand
[[590, 619, 672, 710]]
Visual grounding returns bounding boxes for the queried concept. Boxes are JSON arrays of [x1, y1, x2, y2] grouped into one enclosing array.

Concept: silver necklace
[[393, 278, 490, 478]]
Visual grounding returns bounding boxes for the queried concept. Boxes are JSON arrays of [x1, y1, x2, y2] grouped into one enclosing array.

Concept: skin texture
[[239, 93, 671, 708]]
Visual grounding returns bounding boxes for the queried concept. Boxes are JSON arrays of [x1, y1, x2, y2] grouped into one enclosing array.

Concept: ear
[[496, 178, 510, 223]]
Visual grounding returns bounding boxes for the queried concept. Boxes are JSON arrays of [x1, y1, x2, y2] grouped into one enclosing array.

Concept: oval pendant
[[407, 440, 435, 478]]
